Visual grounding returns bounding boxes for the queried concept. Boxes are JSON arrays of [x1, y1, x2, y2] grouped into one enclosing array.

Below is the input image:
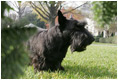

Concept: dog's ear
[[58, 10, 67, 25]]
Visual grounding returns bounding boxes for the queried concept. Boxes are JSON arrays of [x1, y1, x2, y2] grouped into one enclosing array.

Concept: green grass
[[20, 43, 117, 79]]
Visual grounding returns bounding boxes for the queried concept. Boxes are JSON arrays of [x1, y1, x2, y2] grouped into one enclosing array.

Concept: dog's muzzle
[[70, 35, 94, 53]]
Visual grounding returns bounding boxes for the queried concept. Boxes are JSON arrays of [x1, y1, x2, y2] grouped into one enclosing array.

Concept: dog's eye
[[77, 21, 87, 28], [73, 24, 80, 30], [75, 23, 84, 29]]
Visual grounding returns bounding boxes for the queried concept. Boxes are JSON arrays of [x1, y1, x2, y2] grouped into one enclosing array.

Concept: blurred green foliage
[[1, 17, 13, 29], [92, 1, 117, 27], [24, 13, 45, 28], [1, 13, 46, 29], [1, 1, 37, 79], [99, 36, 117, 44], [94, 35, 117, 44], [1, 27, 37, 79], [94, 36, 100, 42], [18, 13, 45, 28]]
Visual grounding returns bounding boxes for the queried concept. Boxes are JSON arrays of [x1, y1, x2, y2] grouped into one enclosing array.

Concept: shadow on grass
[[64, 65, 117, 79]]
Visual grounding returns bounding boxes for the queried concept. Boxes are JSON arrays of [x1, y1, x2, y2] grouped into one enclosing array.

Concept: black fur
[[27, 10, 94, 72]]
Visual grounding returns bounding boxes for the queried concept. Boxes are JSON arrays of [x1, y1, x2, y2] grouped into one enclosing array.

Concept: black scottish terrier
[[27, 10, 94, 72]]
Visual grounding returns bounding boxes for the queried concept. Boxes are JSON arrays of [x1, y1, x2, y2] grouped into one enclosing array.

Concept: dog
[[27, 10, 94, 72]]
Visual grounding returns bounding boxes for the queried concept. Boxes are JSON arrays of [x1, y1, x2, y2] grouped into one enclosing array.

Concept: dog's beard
[[70, 32, 88, 53], [70, 38, 87, 53]]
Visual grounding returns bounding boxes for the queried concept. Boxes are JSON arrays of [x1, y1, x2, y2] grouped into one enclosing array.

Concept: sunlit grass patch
[[20, 43, 117, 79]]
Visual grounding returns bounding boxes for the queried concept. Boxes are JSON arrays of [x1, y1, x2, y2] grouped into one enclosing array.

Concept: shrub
[[112, 36, 117, 44], [1, 27, 37, 79], [99, 38, 106, 43], [94, 36, 101, 42], [99, 36, 117, 44]]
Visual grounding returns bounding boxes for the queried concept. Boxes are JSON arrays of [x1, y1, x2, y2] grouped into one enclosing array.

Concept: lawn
[[20, 43, 117, 79]]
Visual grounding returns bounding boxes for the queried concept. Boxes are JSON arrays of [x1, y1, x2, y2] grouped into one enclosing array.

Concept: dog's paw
[[59, 66, 65, 71]]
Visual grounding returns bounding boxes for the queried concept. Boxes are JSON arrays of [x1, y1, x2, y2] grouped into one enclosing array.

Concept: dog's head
[[58, 10, 94, 53]]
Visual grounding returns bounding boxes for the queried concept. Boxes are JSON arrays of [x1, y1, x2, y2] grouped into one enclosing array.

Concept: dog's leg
[[60, 66, 65, 70], [57, 62, 65, 71], [34, 67, 38, 74], [31, 55, 39, 73]]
